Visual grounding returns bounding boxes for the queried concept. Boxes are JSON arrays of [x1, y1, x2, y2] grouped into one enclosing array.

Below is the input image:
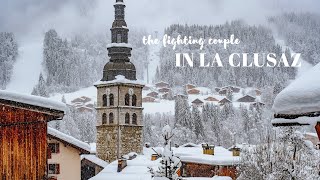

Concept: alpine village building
[[94, 0, 144, 163], [0, 91, 66, 180]]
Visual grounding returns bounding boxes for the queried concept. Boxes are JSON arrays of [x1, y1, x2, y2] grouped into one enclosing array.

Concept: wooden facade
[[181, 162, 238, 180], [0, 100, 64, 180]]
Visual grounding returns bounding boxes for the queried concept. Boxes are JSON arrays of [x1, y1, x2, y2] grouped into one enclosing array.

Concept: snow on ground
[[144, 42, 161, 84], [50, 86, 96, 105], [6, 39, 43, 94], [143, 100, 175, 114], [273, 62, 320, 115]]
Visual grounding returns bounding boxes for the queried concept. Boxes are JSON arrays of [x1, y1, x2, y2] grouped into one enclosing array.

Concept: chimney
[[230, 146, 241, 156], [151, 154, 159, 161], [117, 159, 127, 172], [202, 143, 215, 155]]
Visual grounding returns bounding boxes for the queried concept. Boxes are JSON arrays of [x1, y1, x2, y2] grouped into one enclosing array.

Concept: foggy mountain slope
[[6, 39, 43, 94]]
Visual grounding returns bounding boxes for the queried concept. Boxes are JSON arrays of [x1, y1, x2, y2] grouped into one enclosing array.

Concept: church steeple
[[102, 0, 136, 81]]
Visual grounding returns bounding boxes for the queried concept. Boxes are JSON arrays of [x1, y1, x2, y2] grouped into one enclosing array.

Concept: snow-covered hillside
[[6, 39, 43, 94]]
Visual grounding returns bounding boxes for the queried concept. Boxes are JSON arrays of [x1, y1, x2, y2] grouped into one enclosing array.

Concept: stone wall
[[96, 125, 118, 162], [120, 125, 143, 155], [96, 83, 144, 163], [96, 125, 143, 163]]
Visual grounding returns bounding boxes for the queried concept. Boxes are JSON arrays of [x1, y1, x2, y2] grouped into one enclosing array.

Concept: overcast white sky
[[0, 0, 319, 39]]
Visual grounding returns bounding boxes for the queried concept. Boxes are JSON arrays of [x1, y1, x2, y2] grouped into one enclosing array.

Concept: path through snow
[[6, 39, 43, 94]]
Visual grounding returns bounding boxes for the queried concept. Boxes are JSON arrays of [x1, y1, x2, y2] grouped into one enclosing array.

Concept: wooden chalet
[[219, 98, 232, 105], [251, 102, 265, 109], [219, 86, 240, 95], [0, 90, 65, 180], [186, 84, 196, 90], [188, 88, 200, 95], [158, 87, 170, 93], [205, 97, 219, 102], [142, 86, 151, 91], [155, 81, 169, 88], [142, 96, 156, 103], [237, 95, 256, 103], [272, 63, 320, 140], [192, 99, 204, 108], [71, 96, 91, 104], [81, 155, 109, 180], [146, 91, 159, 98]]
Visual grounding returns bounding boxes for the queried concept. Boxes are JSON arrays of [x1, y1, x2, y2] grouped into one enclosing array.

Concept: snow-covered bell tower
[[95, 0, 144, 163]]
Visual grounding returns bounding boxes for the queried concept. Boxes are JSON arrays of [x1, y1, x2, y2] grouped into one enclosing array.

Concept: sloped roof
[[237, 95, 256, 102], [81, 155, 109, 168], [273, 62, 320, 116], [192, 98, 204, 104], [48, 127, 91, 154], [0, 90, 66, 119], [219, 98, 231, 103]]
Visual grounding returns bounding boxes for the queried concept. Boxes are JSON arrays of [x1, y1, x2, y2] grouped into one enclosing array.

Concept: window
[[103, 94, 107, 106], [132, 94, 137, 106], [125, 93, 130, 106], [109, 113, 114, 124], [102, 113, 107, 124], [48, 164, 60, 174], [117, 34, 122, 43], [48, 143, 60, 154], [132, 113, 137, 125], [125, 113, 130, 124], [109, 94, 114, 106]]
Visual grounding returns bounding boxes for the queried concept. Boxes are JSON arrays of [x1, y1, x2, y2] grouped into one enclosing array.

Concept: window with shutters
[[48, 143, 60, 154], [48, 164, 60, 174]]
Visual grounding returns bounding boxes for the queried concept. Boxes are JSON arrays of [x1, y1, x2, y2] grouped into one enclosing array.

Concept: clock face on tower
[[106, 88, 111, 95], [128, 88, 134, 95]]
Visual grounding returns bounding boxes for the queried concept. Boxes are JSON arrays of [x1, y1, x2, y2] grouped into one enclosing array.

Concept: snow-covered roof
[[192, 98, 204, 104], [273, 62, 320, 115], [90, 143, 97, 154], [184, 177, 232, 180], [0, 90, 66, 112], [94, 75, 144, 86], [115, 1, 125, 5], [91, 144, 239, 180], [271, 116, 319, 127], [81, 154, 109, 168], [107, 43, 132, 48], [90, 148, 160, 180], [174, 146, 240, 166], [48, 127, 91, 153]]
